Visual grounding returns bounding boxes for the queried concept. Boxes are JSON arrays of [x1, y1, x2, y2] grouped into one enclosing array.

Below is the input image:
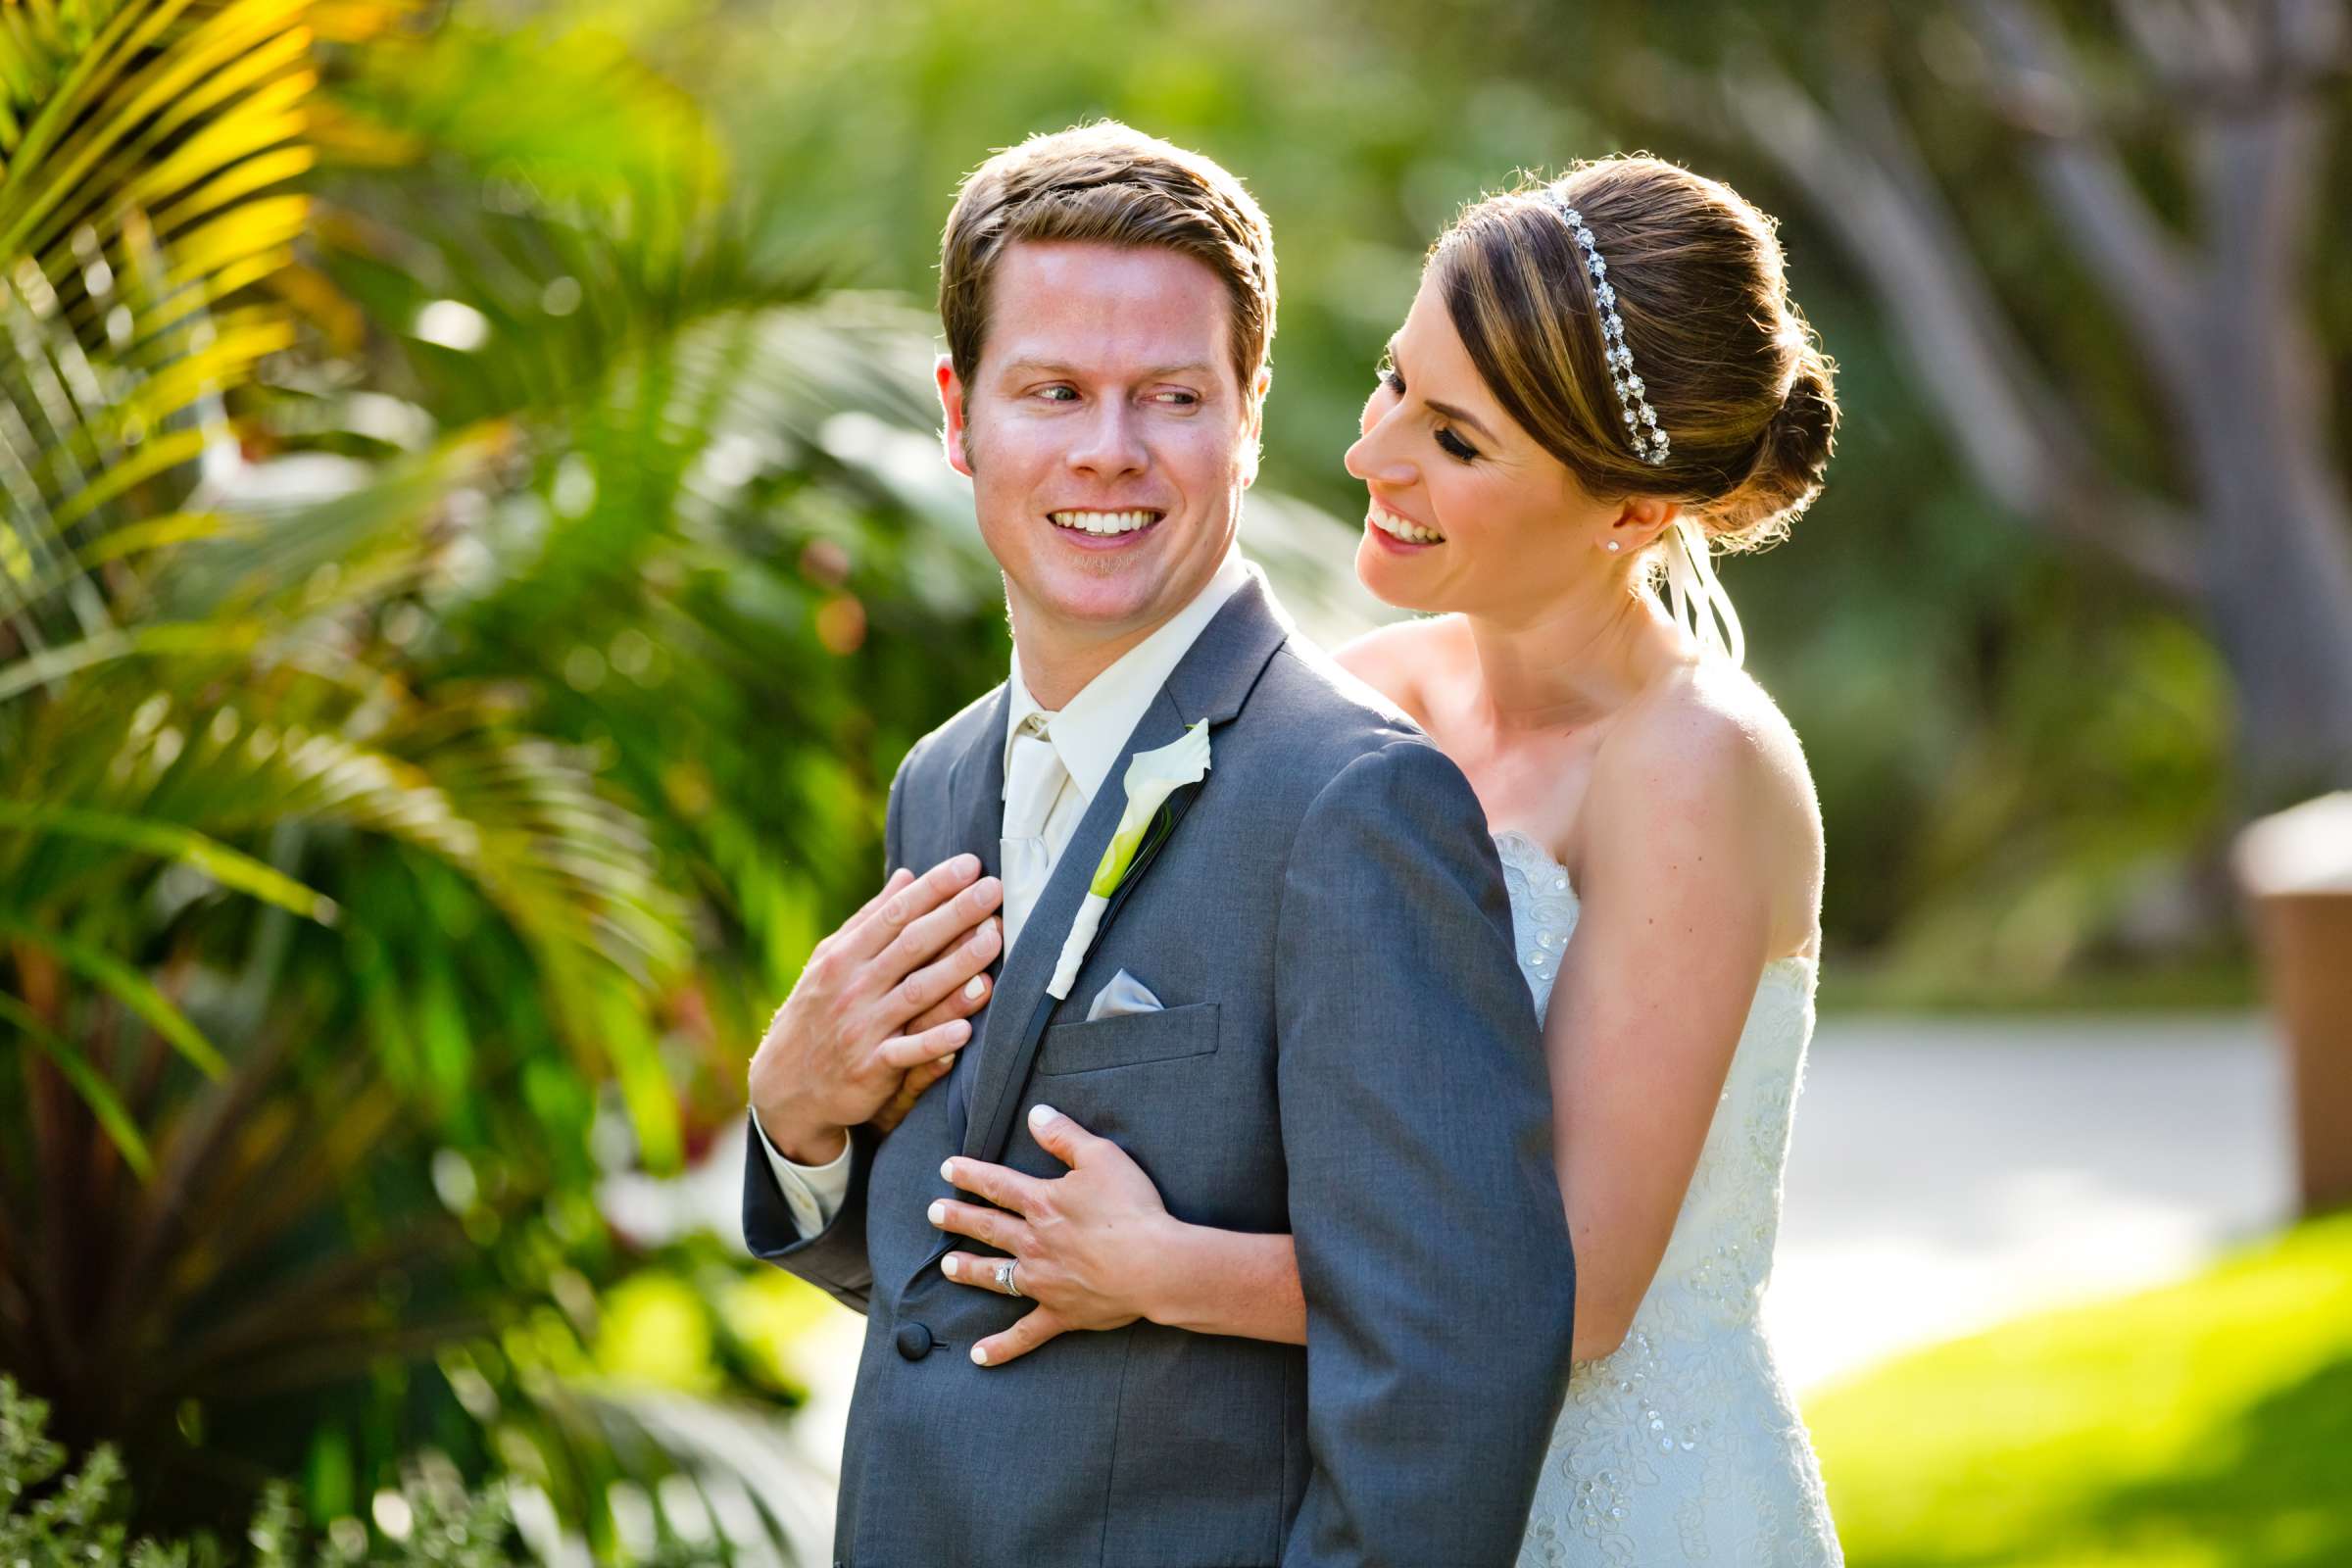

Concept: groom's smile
[[937, 240, 1263, 687], [1046, 507, 1165, 544]]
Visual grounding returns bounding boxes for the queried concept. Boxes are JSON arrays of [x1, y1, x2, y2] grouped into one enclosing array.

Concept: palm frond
[[0, 989, 151, 1175], [0, 798, 337, 920], [0, 917, 225, 1076], [0, 0, 368, 657]]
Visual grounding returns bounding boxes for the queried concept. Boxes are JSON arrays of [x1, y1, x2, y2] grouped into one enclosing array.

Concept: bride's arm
[[930, 1104, 1304, 1366], [1547, 698, 1810, 1361], [1148, 1225, 1306, 1344]]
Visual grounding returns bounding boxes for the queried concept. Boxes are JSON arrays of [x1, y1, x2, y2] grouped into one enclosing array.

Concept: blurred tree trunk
[[1648, 0, 2352, 810]]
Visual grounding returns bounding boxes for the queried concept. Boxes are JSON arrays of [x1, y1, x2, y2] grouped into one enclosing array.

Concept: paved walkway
[[1765, 1010, 2292, 1391]]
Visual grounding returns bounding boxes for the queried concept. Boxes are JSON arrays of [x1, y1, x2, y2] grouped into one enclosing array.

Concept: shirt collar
[[1004, 546, 1252, 804]]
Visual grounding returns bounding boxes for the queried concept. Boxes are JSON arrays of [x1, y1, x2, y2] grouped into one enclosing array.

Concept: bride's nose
[[1344, 422, 1414, 488]]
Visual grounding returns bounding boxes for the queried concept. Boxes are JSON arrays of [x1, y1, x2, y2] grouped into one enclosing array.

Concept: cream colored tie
[[1000, 711, 1069, 956]]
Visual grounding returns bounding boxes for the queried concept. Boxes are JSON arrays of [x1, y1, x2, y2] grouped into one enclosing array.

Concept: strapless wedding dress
[[1494, 829, 1842, 1567]]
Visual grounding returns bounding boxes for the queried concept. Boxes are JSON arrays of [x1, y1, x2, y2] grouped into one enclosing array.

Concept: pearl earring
[[1605, 540, 1622, 554]]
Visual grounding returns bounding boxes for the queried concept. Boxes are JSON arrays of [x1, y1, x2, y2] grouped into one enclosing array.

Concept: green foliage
[[1, 0, 977, 1549], [1809, 1212, 2352, 1567], [1, 1374, 526, 1566]]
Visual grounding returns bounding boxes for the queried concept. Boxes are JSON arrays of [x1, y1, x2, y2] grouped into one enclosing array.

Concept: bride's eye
[[1435, 426, 1481, 463]]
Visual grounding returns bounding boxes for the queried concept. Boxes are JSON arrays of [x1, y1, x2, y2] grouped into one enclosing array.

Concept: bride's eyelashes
[[1433, 425, 1482, 463], [1377, 361, 1484, 465]]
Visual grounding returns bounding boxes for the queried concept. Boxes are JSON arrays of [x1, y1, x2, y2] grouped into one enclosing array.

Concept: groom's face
[[937, 241, 1263, 652]]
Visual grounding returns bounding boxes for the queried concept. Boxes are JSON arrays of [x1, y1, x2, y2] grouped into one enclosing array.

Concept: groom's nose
[[1064, 401, 1149, 480]]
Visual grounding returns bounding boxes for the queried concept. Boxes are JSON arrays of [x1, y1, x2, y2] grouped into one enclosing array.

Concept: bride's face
[[1345, 272, 1609, 617]]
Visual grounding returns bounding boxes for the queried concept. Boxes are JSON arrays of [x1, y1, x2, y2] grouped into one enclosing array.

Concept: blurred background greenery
[[3, 0, 2345, 1561]]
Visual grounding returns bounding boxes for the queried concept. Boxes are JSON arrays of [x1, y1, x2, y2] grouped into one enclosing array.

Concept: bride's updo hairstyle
[[1429, 158, 1838, 646]]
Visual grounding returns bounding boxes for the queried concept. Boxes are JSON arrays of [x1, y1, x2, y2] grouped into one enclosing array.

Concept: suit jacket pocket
[[1037, 1001, 1219, 1076]]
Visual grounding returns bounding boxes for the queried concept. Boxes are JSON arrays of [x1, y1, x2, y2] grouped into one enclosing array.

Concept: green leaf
[[0, 991, 153, 1177], [0, 619, 263, 703], [0, 917, 226, 1079], [0, 798, 339, 922]]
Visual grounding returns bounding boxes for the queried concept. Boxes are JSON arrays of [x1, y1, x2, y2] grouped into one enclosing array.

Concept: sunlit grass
[[1810, 1211, 2352, 1568]]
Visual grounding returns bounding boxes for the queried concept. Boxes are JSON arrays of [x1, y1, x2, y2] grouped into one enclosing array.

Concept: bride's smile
[[1365, 499, 1445, 546]]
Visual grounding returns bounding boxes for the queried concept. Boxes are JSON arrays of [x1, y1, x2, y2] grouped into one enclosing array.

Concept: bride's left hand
[[929, 1102, 1175, 1367]]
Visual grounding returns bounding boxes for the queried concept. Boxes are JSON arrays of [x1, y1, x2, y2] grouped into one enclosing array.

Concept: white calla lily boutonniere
[[1047, 720, 1212, 1000]]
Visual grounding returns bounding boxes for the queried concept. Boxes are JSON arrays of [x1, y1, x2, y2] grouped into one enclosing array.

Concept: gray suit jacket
[[744, 576, 1577, 1567]]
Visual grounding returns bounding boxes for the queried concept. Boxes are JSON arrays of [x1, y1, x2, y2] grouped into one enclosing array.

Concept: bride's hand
[[929, 1103, 1175, 1367]]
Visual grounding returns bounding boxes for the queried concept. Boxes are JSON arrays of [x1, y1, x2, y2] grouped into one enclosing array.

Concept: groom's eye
[[1038, 386, 1079, 403]]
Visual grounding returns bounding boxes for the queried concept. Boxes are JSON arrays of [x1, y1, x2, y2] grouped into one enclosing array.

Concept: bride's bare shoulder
[[1587, 662, 1823, 941], [1604, 663, 1816, 832], [1331, 615, 1466, 732]]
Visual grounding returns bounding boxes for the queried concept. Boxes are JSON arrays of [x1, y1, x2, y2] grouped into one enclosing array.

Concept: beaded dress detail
[[1494, 829, 1842, 1567]]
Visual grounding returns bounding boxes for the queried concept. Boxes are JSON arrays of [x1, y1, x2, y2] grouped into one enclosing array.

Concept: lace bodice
[[1492, 828, 1842, 1566]]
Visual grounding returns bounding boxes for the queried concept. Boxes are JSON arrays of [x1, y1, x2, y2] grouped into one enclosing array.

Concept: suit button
[[895, 1322, 934, 1360]]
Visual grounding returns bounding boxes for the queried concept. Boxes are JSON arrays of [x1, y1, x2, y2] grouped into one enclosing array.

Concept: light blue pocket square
[[1086, 968, 1163, 1022]]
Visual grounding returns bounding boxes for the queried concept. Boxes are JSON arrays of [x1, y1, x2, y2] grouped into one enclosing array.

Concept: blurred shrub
[[1, 1374, 524, 1566]]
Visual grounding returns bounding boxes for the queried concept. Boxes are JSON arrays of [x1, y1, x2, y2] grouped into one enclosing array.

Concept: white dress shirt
[[752, 548, 1254, 1236]]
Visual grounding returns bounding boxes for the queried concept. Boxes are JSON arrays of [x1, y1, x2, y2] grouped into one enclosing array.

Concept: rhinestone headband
[[1542, 190, 1669, 466]]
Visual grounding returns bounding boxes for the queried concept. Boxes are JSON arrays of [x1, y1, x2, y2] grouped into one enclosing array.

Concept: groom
[[743, 122, 1575, 1567]]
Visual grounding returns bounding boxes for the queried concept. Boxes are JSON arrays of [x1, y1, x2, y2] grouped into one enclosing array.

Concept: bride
[[926, 156, 1844, 1565]]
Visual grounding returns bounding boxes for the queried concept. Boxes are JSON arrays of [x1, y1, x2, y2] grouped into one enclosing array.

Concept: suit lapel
[[940, 687, 1008, 1145], [943, 685, 1010, 877], [957, 573, 1291, 1162]]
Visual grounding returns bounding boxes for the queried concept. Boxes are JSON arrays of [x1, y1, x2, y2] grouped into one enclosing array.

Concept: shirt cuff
[[751, 1108, 853, 1237]]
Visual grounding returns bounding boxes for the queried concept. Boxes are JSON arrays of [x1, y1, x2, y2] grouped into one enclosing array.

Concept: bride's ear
[[937, 353, 975, 477], [1603, 497, 1680, 555]]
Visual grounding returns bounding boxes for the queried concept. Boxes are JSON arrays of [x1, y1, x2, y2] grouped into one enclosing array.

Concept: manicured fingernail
[[949, 1018, 971, 1040], [952, 854, 980, 876], [927, 1201, 947, 1225], [939, 1158, 956, 1181], [941, 1255, 959, 1278], [970, 1345, 990, 1365], [1029, 1103, 1057, 1128], [964, 976, 987, 1000]]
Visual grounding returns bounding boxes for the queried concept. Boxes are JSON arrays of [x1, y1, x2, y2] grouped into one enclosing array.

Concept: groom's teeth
[[1050, 510, 1159, 535], [1369, 504, 1445, 544]]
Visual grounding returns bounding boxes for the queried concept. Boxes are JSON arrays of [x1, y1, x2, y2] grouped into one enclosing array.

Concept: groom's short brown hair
[[939, 122, 1277, 402]]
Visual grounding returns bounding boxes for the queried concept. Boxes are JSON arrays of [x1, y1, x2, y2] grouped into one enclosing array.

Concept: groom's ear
[[1238, 363, 1273, 488], [937, 353, 975, 477]]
